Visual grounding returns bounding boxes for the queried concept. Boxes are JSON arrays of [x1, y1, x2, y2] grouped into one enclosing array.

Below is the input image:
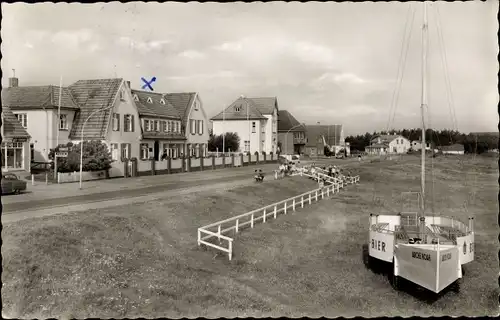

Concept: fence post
[[309, 193, 312, 204], [200, 155, 204, 171], [327, 187, 330, 197], [187, 156, 192, 172], [212, 154, 215, 170], [301, 196, 304, 208], [197, 229, 201, 246], [45, 172, 48, 185], [222, 154, 226, 168], [228, 241, 232, 261], [321, 189, 324, 199], [315, 190, 318, 201], [240, 153, 244, 167], [151, 158, 156, 176], [236, 219, 239, 234], [57, 172, 60, 184], [284, 201, 287, 215], [218, 225, 221, 243], [263, 209, 267, 223], [274, 205, 277, 219], [251, 214, 254, 228], [31, 174, 35, 186], [292, 198, 296, 211], [231, 153, 235, 167]]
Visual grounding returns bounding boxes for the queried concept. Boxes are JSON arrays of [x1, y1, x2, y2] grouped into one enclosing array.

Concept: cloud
[[50, 29, 94, 48], [116, 36, 171, 54], [178, 50, 205, 59], [166, 71, 243, 81], [212, 37, 338, 69]]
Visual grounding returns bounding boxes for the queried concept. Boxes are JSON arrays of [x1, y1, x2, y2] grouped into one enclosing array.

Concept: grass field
[[2, 154, 498, 318]]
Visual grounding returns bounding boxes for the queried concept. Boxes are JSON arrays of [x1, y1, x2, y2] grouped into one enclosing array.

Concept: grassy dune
[[2, 155, 498, 318]]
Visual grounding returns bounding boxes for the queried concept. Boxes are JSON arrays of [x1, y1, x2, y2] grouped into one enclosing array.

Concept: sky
[[1, 1, 498, 135]]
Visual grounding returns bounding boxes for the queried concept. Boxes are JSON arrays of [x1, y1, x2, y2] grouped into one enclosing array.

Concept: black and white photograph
[[1, 1, 498, 318]]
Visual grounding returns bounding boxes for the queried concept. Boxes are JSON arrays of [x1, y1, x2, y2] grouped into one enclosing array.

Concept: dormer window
[[147, 97, 153, 104], [235, 106, 241, 112], [133, 94, 139, 101], [120, 89, 126, 101], [160, 99, 166, 105], [194, 101, 199, 110]]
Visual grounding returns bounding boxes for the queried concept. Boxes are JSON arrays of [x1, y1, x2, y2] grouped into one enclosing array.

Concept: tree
[[49, 140, 113, 173], [207, 132, 240, 152]]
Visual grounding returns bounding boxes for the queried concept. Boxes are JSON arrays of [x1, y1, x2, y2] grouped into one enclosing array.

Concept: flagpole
[[222, 105, 225, 155], [246, 96, 250, 153], [56, 76, 63, 147]]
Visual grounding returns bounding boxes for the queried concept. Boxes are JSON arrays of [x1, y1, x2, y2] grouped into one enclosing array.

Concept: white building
[[441, 144, 465, 155], [366, 134, 411, 155], [211, 96, 278, 154], [411, 140, 431, 151]]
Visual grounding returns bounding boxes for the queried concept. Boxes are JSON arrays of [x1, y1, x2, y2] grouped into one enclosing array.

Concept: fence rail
[[197, 171, 360, 260]]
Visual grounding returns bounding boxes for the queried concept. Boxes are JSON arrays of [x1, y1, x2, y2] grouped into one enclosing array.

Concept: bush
[[49, 140, 113, 173]]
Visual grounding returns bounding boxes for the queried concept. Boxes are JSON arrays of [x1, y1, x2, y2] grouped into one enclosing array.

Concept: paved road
[[2, 163, 281, 213], [2, 157, 366, 214]]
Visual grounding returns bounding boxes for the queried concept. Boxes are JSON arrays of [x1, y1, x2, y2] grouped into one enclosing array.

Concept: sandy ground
[[1, 154, 497, 318]]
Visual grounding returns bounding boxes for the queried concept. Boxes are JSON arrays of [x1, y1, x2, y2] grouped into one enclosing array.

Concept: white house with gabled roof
[[210, 96, 279, 154]]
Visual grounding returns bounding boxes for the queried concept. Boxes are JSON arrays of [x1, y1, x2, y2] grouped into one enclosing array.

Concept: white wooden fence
[[197, 171, 360, 260]]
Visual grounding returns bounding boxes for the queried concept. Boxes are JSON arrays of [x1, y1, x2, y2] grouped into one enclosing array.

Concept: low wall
[[57, 170, 107, 184]]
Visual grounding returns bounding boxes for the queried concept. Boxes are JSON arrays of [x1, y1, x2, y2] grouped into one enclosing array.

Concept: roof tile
[[211, 97, 267, 121], [1, 106, 31, 139], [69, 78, 123, 140], [277, 110, 305, 132]]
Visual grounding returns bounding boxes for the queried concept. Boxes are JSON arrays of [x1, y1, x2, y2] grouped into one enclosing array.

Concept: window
[[190, 119, 196, 135], [140, 143, 149, 160], [59, 114, 68, 130], [154, 120, 160, 132], [235, 106, 240, 112], [197, 120, 203, 135], [397, 139, 399, 144], [124, 114, 134, 132], [272, 120, 276, 133], [252, 122, 256, 133], [244, 140, 250, 152], [112, 113, 120, 131], [161, 120, 167, 132], [110, 143, 119, 160], [194, 101, 199, 110], [119, 89, 125, 101], [262, 124, 266, 134], [133, 94, 139, 101], [120, 143, 131, 160], [160, 99, 166, 105], [15, 113, 27, 128], [1, 142, 24, 169], [166, 121, 171, 132], [147, 97, 153, 104]]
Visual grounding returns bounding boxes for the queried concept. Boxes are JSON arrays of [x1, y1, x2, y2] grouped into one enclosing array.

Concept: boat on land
[[365, 2, 474, 294]]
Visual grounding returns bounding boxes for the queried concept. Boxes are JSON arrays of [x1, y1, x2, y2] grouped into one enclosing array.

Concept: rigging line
[[390, 5, 417, 132], [435, 4, 459, 133], [386, 3, 414, 133]]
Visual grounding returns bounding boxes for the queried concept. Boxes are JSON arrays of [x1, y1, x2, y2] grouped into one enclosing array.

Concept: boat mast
[[420, 2, 428, 213]]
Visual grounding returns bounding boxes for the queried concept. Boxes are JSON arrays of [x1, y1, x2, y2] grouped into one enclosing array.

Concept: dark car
[[1, 173, 27, 195]]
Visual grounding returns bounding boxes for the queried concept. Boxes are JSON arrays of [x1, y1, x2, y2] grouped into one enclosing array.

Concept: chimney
[[9, 77, 19, 88]]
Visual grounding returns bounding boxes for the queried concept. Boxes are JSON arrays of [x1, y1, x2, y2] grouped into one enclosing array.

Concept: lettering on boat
[[371, 239, 386, 252], [412, 251, 431, 261], [441, 253, 452, 262]]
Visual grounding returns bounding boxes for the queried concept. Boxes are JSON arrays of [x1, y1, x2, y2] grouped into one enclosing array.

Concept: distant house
[[211, 96, 278, 154], [1, 107, 31, 172], [366, 134, 410, 155], [410, 140, 431, 151], [441, 144, 465, 155], [277, 110, 306, 155], [303, 124, 345, 156], [2, 76, 209, 177]]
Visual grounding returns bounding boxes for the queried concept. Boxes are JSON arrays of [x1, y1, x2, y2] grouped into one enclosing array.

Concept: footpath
[[2, 163, 280, 211]]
